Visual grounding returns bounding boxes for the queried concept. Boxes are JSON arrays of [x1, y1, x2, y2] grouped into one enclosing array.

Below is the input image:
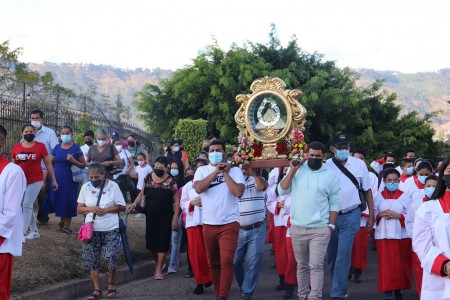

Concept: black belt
[[338, 207, 359, 215], [240, 221, 264, 231]]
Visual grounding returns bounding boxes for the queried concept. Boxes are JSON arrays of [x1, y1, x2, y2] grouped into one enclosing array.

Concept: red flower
[[276, 141, 288, 155]]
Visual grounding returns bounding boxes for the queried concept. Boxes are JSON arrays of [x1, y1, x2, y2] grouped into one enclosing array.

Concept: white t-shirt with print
[[136, 164, 153, 190], [193, 165, 245, 225], [77, 180, 126, 232]]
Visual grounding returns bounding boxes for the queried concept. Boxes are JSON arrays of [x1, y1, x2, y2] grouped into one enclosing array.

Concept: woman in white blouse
[[413, 156, 450, 300], [77, 163, 126, 300]]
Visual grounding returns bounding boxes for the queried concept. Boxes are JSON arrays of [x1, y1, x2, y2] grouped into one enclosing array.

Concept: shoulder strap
[[110, 144, 115, 160], [332, 157, 359, 189], [92, 179, 106, 221]]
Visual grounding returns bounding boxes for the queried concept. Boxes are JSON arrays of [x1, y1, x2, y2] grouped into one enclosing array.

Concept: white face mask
[[97, 139, 107, 147], [31, 120, 42, 129], [115, 145, 122, 152], [138, 161, 146, 166]]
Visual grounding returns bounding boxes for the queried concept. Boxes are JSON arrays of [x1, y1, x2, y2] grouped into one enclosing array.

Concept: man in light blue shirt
[[278, 141, 340, 300]]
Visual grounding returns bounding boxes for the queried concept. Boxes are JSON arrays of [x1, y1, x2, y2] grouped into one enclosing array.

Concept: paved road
[[81, 243, 418, 300]]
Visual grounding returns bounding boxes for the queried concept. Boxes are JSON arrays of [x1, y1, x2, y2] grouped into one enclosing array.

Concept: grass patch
[[12, 213, 148, 295]]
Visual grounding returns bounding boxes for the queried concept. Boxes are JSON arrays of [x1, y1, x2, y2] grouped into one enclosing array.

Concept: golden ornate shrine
[[234, 77, 307, 166]]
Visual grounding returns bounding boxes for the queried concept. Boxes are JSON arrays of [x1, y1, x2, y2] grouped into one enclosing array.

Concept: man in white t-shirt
[[325, 133, 374, 300], [194, 140, 245, 300], [80, 130, 95, 162], [30, 109, 59, 225]]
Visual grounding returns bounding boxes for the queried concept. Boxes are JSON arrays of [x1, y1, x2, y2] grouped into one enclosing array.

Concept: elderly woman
[[413, 155, 450, 300], [45, 125, 86, 234], [127, 156, 180, 280], [87, 129, 122, 178], [77, 163, 126, 299]]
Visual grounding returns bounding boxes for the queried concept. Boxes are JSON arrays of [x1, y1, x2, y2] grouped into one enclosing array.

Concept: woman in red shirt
[[11, 124, 58, 242]]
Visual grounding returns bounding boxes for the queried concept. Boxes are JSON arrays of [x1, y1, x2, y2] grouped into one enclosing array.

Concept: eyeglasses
[[385, 179, 400, 184]]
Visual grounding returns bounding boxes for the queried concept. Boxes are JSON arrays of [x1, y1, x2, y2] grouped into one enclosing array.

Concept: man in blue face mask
[[193, 140, 245, 300], [325, 133, 375, 300]]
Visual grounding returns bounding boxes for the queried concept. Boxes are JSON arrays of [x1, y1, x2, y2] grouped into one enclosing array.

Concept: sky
[[1, 0, 449, 73]]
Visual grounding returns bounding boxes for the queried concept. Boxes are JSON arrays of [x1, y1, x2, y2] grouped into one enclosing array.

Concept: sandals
[[88, 290, 102, 299], [153, 273, 164, 280], [107, 282, 117, 298]]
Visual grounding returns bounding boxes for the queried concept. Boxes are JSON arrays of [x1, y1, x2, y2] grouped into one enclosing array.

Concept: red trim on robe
[[275, 204, 281, 215], [423, 196, 430, 202], [0, 236, 5, 247], [412, 252, 423, 299], [431, 254, 449, 277], [438, 192, 450, 213], [285, 237, 297, 285], [400, 174, 411, 183], [287, 217, 291, 228], [351, 227, 369, 269], [399, 214, 405, 227], [381, 188, 404, 199], [413, 176, 425, 189], [188, 201, 195, 212]]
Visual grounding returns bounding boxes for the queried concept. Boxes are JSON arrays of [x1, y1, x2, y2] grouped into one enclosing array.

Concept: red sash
[[381, 188, 404, 200]]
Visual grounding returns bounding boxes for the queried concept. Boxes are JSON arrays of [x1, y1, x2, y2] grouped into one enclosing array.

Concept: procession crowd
[[0, 108, 450, 300]]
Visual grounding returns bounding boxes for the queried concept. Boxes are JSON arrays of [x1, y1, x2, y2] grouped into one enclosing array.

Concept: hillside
[[356, 68, 450, 141], [28, 62, 172, 106], [27, 63, 450, 141]]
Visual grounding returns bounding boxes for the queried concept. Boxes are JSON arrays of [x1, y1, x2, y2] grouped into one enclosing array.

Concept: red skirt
[[187, 226, 211, 285], [351, 228, 369, 269], [285, 237, 298, 285], [0, 253, 13, 300], [412, 252, 423, 298], [274, 226, 288, 276], [376, 238, 412, 292]]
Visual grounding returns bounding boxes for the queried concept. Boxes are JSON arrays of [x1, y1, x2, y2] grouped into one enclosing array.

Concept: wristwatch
[[328, 224, 336, 231]]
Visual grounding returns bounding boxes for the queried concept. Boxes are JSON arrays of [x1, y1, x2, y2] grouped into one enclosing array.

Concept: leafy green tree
[[135, 26, 445, 159], [174, 119, 208, 161]]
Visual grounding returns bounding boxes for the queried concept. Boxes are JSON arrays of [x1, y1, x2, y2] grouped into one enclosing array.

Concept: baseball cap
[[111, 131, 120, 139], [331, 133, 351, 146]]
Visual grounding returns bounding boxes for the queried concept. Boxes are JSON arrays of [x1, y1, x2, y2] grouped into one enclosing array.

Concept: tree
[[135, 27, 444, 159]]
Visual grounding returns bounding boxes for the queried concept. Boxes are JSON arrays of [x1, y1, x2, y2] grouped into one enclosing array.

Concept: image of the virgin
[[255, 98, 286, 130]]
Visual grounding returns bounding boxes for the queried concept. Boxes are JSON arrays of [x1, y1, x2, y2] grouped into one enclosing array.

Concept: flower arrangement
[[286, 129, 308, 159], [232, 134, 254, 165], [251, 139, 263, 157]]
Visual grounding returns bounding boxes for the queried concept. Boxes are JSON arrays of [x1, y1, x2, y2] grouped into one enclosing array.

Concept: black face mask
[[85, 140, 93, 146], [308, 158, 322, 170], [154, 169, 165, 177], [185, 175, 194, 182], [23, 133, 35, 142], [445, 174, 450, 189], [128, 141, 135, 147]]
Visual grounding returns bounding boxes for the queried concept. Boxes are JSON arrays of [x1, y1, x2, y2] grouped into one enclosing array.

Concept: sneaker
[[25, 230, 40, 240], [167, 264, 177, 274]]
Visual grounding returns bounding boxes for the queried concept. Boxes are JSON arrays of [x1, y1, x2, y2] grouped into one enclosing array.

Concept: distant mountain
[[356, 68, 450, 141], [28, 62, 172, 106], [27, 63, 450, 141]]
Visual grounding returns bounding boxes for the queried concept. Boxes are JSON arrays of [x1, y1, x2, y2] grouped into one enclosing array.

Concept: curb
[[12, 260, 155, 300]]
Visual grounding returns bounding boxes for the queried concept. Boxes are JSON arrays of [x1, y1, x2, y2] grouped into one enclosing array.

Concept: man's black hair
[[31, 109, 44, 118], [209, 139, 226, 152], [84, 130, 95, 138], [308, 141, 325, 154]]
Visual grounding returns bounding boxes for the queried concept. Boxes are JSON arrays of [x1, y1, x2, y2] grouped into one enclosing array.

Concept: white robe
[[413, 198, 450, 300], [180, 181, 203, 228], [266, 185, 290, 227], [0, 162, 26, 256], [374, 191, 410, 240]]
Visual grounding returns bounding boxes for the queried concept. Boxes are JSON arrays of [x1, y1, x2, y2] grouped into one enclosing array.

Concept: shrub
[[174, 119, 208, 163]]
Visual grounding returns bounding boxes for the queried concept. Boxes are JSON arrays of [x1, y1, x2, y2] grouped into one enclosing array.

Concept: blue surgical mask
[[61, 134, 72, 143], [406, 167, 414, 175], [386, 182, 399, 192], [173, 147, 180, 152], [418, 175, 427, 185], [336, 149, 350, 161], [209, 152, 223, 165], [170, 169, 179, 177], [424, 187, 435, 198]]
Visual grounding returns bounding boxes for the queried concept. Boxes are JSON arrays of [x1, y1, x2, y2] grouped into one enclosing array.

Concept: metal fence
[[0, 96, 163, 161]]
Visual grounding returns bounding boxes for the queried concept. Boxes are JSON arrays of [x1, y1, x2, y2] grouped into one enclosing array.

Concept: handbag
[[78, 179, 106, 243], [332, 157, 367, 211], [71, 165, 87, 183]]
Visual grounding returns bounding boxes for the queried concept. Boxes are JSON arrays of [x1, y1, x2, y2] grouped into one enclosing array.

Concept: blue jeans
[[169, 215, 183, 268], [327, 208, 360, 298], [233, 222, 266, 296]]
